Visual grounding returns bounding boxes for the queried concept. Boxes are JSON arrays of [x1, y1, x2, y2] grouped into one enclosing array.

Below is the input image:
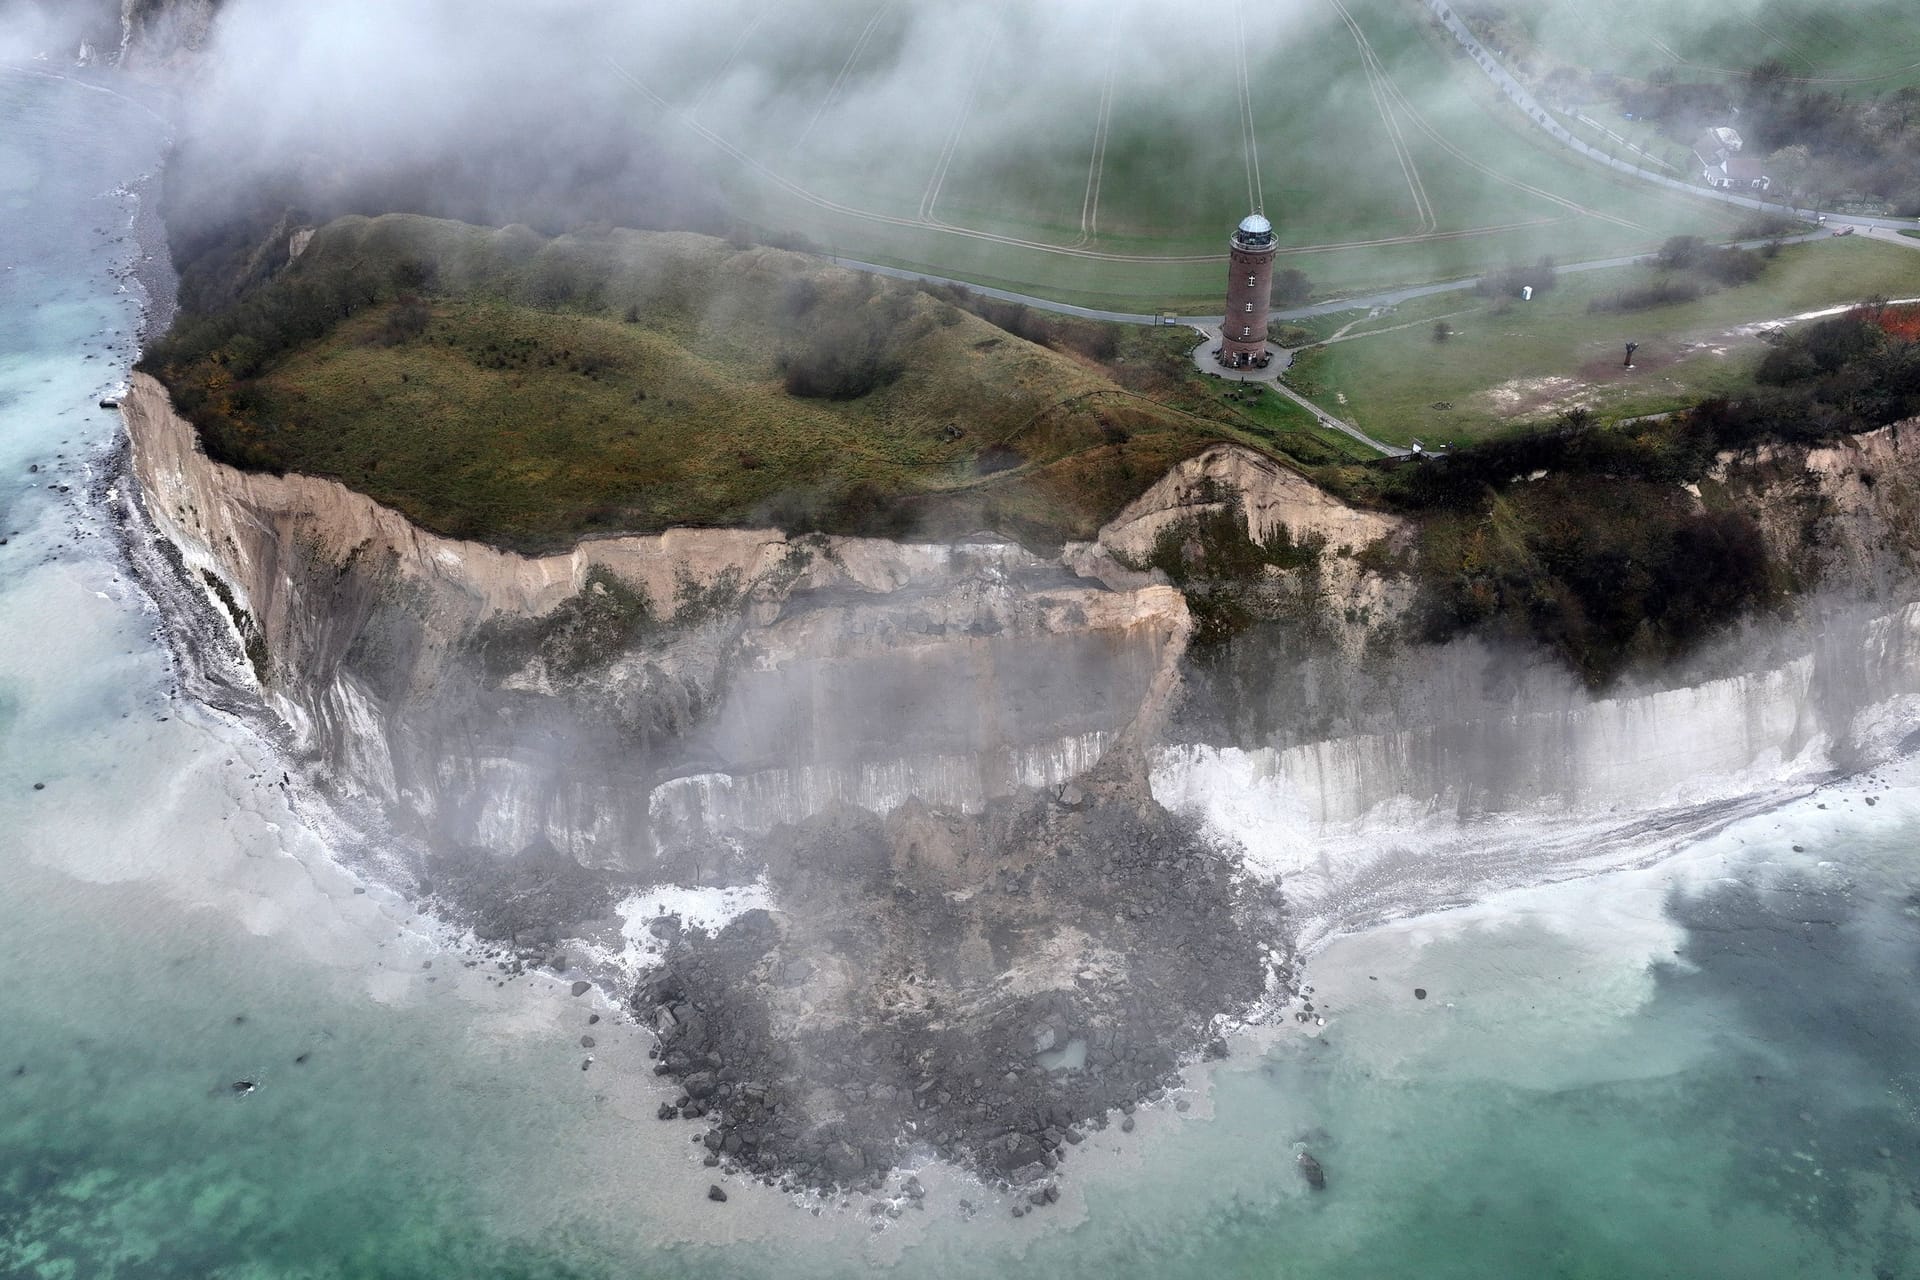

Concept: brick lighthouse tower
[[1218, 213, 1278, 368]]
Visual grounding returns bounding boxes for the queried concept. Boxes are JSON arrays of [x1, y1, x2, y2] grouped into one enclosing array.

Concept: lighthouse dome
[[1233, 213, 1276, 247]]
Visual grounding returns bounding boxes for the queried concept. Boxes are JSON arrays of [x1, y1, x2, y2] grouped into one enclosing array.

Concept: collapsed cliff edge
[[116, 372, 1305, 1198], [117, 371, 1920, 1199]]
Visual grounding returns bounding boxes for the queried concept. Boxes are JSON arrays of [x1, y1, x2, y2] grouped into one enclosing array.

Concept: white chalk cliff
[[123, 374, 1920, 937]]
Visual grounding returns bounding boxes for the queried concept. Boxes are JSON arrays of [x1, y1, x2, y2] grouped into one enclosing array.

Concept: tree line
[[1623, 64, 1920, 215], [1375, 302, 1920, 681]]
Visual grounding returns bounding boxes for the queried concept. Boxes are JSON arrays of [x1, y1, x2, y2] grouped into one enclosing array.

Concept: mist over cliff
[[0, 0, 218, 68], [0, 0, 121, 62], [88, 0, 1420, 286], [56, 0, 1920, 1203]]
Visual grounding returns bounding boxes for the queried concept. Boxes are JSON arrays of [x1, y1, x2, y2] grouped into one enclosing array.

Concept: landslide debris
[[635, 755, 1288, 1194]]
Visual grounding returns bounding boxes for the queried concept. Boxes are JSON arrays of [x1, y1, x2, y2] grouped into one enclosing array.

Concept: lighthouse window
[[1244, 302, 1254, 312], [1246, 274, 1256, 286], [1241, 326, 1251, 337]]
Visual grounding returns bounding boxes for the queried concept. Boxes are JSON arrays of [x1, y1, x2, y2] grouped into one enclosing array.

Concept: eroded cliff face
[[117, 0, 220, 71], [36, 0, 221, 72], [1070, 442, 1419, 657], [1720, 420, 1920, 591], [123, 373, 1197, 879], [127, 369, 1920, 917], [122, 372, 1315, 1197], [1152, 421, 1920, 941], [123, 372, 1920, 1190]]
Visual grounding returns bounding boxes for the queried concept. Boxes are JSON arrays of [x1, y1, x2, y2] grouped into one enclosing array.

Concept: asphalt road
[[834, 4, 1918, 329], [1421, 0, 1918, 235], [830, 20, 1920, 461], [833, 225, 1836, 331]]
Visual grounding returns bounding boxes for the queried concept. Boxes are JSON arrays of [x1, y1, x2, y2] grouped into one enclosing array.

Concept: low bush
[[1273, 268, 1314, 307], [472, 567, 660, 681], [1653, 235, 1767, 285], [1588, 278, 1706, 313], [1416, 480, 1777, 684], [914, 282, 1121, 362], [1476, 257, 1558, 299], [779, 311, 905, 398], [374, 294, 431, 346]]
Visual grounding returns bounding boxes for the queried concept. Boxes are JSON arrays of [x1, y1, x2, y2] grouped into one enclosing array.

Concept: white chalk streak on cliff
[[1156, 603, 1920, 939], [650, 732, 1114, 835]]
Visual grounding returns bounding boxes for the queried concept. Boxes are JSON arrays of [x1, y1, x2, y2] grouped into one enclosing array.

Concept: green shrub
[[1132, 494, 1326, 648], [471, 567, 660, 681], [1588, 278, 1706, 313], [1414, 479, 1777, 684], [780, 319, 904, 399], [375, 295, 432, 346]]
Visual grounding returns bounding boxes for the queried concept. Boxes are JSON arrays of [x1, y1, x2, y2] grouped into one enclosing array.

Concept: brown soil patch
[[1576, 340, 1707, 382]]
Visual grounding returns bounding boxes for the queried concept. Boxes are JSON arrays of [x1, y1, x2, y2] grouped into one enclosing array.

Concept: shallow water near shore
[[5, 66, 1920, 1278]]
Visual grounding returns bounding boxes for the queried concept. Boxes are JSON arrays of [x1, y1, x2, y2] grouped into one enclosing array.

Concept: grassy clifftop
[[143, 214, 1236, 551]]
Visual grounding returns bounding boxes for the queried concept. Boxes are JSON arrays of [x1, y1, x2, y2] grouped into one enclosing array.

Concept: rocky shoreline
[[125, 166, 178, 349]]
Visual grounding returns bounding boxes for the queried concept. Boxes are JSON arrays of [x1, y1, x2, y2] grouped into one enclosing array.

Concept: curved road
[[832, 0, 1918, 328], [833, 223, 1861, 461], [1420, 0, 1919, 235], [829, 9, 1920, 459], [833, 223, 1837, 329]]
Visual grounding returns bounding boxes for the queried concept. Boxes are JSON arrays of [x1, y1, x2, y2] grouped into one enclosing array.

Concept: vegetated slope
[[141, 214, 1228, 552], [1333, 301, 1920, 683], [1134, 298, 1920, 726]]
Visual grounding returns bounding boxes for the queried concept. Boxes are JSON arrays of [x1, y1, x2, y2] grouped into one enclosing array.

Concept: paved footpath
[[1187, 324, 1415, 458], [835, 252, 1577, 328]]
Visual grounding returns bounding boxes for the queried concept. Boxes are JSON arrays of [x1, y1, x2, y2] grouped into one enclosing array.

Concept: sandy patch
[[1477, 374, 1583, 416]]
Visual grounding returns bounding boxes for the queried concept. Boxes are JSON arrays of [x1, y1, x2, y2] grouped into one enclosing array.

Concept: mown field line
[[800, 1, 893, 147], [1334, 0, 1436, 232], [920, 24, 1000, 225], [1335, 0, 1644, 230], [1075, 35, 1119, 248], [1233, 6, 1267, 214], [605, 54, 1567, 263], [689, 11, 767, 116], [1743, 15, 1816, 72]]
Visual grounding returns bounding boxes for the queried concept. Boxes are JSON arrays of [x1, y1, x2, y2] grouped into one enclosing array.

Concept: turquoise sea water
[[3, 67, 1919, 1278]]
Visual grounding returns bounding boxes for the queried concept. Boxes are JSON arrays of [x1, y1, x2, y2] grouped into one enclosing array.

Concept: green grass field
[[1486, 0, 1920, 90], [153, 214, 1267, 551], [610, 0, 1743, 307], [1283, 236, 1920, 444]]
